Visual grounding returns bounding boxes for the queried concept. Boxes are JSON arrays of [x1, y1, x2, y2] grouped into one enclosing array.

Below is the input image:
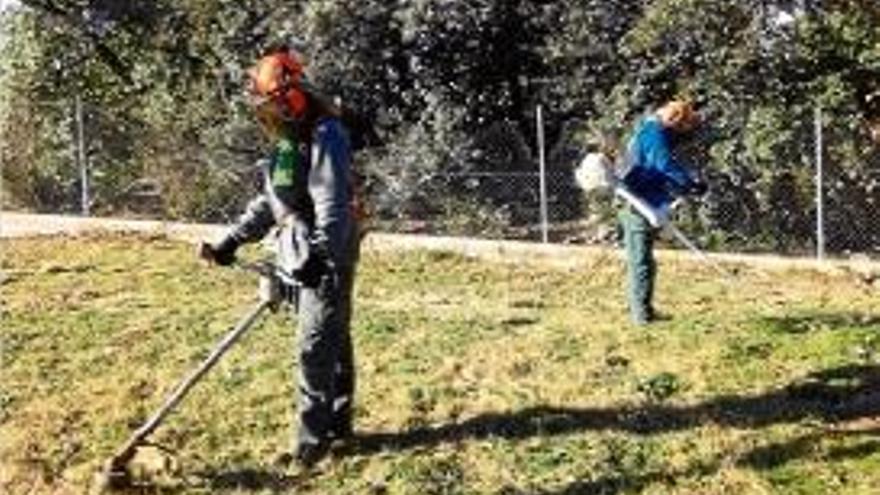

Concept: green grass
[[3, 232, 880, 494]]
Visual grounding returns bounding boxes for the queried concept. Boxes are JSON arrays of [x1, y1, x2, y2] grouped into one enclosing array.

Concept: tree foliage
[[1, 0, 878, 249]]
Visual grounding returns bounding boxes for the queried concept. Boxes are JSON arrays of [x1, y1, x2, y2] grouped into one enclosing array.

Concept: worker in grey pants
[[296, 221, 359, 453], [200, 44, 360, 468]]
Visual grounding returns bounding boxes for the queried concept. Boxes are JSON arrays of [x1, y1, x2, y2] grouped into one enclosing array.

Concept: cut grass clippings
[[2, 232, 880, 494]]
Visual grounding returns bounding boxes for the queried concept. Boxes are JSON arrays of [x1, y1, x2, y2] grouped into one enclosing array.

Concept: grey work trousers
[[294, 230, 360, 449]]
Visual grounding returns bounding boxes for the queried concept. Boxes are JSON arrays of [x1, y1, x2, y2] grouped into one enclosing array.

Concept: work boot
[[293, 442, 331, 469], [649, 309, 673, 322], [632, 313, 652, 326], [328, 417, 353, 442], [632, 307, 673, 326]]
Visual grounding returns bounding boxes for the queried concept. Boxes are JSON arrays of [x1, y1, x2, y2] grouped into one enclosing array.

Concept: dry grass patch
[[3, 233, 880, 494]]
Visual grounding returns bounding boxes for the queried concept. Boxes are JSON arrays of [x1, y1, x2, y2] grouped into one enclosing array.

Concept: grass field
[[3, 232, 880, 494]]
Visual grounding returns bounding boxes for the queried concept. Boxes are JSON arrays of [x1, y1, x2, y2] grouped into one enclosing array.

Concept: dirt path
[[2, 211, 878, 277], [0, 211, 225, 241]]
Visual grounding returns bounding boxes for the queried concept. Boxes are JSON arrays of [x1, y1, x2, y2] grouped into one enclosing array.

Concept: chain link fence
[[3, 101, 879, 259], [366, 169, 585, 242]]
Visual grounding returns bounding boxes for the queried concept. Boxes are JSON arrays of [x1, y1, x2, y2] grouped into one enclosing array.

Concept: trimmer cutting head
[[95, 455, 134, 492], [95, 445, 179, 492]]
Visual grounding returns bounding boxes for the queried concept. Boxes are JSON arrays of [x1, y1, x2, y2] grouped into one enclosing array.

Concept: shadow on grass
[[760, 312, 880, 334], [526, 460, 718, 495], [189, 366, 880, 494], [355, 364, 880, 455], [501, 316, 540, 327], [534, 428, 880, 495], [195, 467, 300, 492], [738, 427, 880, 471]]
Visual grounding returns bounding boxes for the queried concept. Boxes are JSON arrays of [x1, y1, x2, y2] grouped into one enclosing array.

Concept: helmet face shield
[[248, 52, 308, 125], [253, 98, 287, 138]]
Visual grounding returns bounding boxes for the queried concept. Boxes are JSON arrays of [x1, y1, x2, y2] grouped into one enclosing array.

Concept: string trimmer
[[575, 152, 736, 281], [96, 257, 296, 491]]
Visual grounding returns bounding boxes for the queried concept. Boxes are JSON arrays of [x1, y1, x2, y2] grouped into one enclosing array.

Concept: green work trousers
[[619, 207, 657, 324]]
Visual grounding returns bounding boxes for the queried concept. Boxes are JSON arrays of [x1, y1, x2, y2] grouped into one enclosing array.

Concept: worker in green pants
[[620, 206, 657, 324], [619, 100, 707, 325]]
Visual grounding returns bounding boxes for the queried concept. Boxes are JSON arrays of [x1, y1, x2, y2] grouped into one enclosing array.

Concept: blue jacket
[[621, 117, 698, 209]]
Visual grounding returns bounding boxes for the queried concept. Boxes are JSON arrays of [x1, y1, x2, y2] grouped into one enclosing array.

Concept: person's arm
[[308, 118, 352, 267], [200, 195, 276, 266], [230, 195, 277, 243], [201, 154, 279, 266]]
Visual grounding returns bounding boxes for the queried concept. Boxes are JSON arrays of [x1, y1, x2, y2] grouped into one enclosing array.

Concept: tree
[[2, 0, 878, 249]]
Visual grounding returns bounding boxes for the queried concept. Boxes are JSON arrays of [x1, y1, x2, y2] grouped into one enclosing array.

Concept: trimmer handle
[[236, 260, 300, 311]]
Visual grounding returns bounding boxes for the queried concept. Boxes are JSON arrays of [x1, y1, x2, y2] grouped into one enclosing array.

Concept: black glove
[[293, 254, 326, 288], [292, 240, 331, 288], [198, 238, 239, 266], [690, 180, 709, 197]]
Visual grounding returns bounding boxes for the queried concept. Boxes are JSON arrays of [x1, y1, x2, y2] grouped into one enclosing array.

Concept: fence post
[[536, 104, 549, 243], [815, 104, 824, 260], [75, 94, 89, 216]]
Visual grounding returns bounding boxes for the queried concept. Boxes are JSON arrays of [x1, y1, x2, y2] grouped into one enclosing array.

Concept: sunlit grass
[[3, 233, 880, 494]]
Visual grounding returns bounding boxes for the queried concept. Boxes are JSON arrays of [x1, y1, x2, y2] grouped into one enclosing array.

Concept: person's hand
[[292, 253, 327, 287], [292, 240, 333, 288], [294, 240, 332, 287], [198, 240, 237, 266]]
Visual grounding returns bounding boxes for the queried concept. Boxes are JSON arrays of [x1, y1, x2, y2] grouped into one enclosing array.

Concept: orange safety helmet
[[248, 51, 308, 120]]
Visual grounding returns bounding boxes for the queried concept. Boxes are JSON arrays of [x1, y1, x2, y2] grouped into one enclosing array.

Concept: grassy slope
[[2, 233, 880, 494]]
